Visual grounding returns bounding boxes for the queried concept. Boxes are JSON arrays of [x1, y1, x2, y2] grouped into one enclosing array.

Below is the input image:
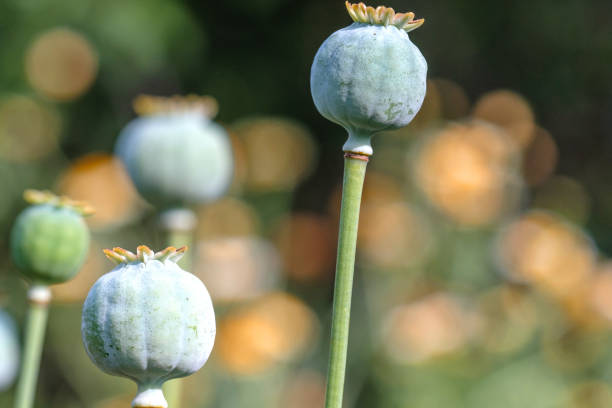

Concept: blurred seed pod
[[472, 89, 536, 149], [25, 27, 98, 101], [58, 153, 144, 230], [0, 309, 19, 391], [381, 292, 477, 364], [196, 197, 260, 239], [495, 211, 597, 299], [274, 213, 335, 283], [51, 241, 105, 303], [0, 95, 61, 162], [216, 293, 318, 375], [195, 237, 281, 303], [359, 201, 435, 270], [115, 95, 234, 208], [232, 117, 317, 192], [413, 120, 522, 227]]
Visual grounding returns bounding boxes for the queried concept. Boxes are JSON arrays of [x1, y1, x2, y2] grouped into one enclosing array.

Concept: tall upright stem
[[324, 153, 368, 408], [160, 208, 197, 408], [14, 286, 51, 408]]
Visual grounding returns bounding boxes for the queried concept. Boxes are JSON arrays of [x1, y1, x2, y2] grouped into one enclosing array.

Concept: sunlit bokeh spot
[[58, 153, 143, 230], [432, 78, 470, 120], [382, 293, 476, 364], [495, 211, 597, 299], [232, 117, 316, 191], [522, 126, 558, 187], [0, 95, 61, 162], [216, 293, 318, 375], [51, 242, 105, 303], [533, 176, 591, 225], [472, 89, 536, 148], [196, 197, 260, 239], [195, 237, 281, 303], [328, 171, 404, 222], [227, 130, 249, 192], [475, 285, 538, 354], [359, 202, 435, 269], [274, 213, 335, 283], [590, 262, 612, 323], [414, 121, 522, 227], [280, 370, 325, 408], [25, 27, 98, 101]]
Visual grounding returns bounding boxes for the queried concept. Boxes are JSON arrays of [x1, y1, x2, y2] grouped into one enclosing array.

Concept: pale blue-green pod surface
[[0, 309, 19, 391], [115, 113, 233, 208], [81, 253, 215, 408], [310, 22, 427, 154]]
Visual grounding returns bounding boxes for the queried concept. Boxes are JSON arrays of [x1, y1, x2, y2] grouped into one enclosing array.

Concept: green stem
[[161, 208, 196, 408], [324, 153, 368, 408], [14, 286, 51, 408]]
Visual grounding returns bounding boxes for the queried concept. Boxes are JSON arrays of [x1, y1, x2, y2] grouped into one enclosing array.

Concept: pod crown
[[103, 245, 187, 265], [24, 189, 95, 216], [133, 94, 219, 118], [345, 1, 424, 32]]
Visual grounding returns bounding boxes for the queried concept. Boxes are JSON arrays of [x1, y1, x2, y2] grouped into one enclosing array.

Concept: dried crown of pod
[[310, 2, 427, 155], [81, 245, 216, 408], [10, 189, 92, 285]]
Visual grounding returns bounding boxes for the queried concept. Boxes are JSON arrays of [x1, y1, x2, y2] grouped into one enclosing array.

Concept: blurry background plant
[[1, 0, 612, 407]]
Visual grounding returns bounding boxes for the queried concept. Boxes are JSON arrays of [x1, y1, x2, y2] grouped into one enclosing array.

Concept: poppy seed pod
[[310, 2, 427, 155], [81, 246, 215, 408], [10, 190, 92, 285], [115, 95, 234, 208]]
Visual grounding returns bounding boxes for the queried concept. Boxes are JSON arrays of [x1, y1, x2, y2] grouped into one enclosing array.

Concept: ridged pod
[[10, 190, 91, 285], [310, 2, 427, 155], [115, 95, 234, 208], [81, 246, 215, 408]]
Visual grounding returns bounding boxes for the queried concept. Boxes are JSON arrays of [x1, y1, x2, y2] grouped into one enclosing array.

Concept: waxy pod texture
[[10, 191, 90, 285], [310, 2, 427, 155], [81, 246, 215, 408], [115, 96, 233, 208]]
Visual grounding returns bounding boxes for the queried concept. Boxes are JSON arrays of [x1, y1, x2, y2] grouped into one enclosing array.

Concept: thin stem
[[324, 153, 368, 408], [161, 208, 196, 408], [14, 286, 51, 408]]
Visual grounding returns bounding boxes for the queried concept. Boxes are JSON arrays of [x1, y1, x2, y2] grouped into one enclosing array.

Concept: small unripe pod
[[115, 95, 234, 208], [311, 2, 427, 155], [81, 245, 215, 408], [10, 190, 92, 285]]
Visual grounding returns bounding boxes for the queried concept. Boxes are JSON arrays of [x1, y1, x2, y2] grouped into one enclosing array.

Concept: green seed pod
[[310, 1, 427, 155], [82, 246, 215, 408], [10, 190, 92, 285], [115, 95, 234, 208], [0, 309, 19, 391]]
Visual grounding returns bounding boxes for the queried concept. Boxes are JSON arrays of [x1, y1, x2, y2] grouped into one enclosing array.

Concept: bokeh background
[[1, 0, 612, 407]]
